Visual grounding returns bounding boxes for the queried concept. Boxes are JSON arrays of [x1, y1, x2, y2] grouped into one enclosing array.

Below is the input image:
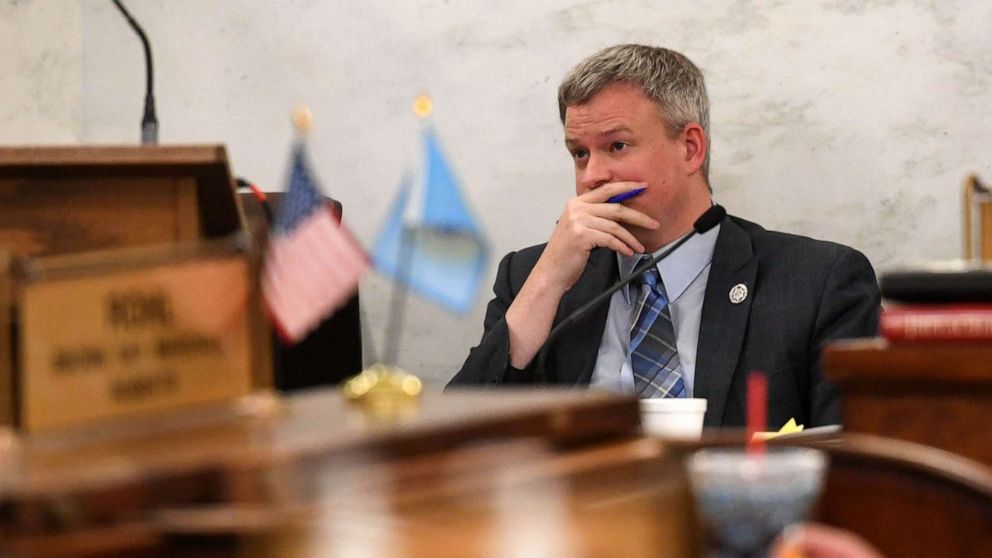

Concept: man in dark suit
[[447, 44, 880, 429]]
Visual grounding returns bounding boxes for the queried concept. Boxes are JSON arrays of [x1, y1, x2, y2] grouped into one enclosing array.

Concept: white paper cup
[[639, 397, 707, 439]]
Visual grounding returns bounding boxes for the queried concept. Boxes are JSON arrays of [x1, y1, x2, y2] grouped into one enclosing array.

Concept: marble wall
[[3, 0, 991, 382], [0, 0, 82, 142]]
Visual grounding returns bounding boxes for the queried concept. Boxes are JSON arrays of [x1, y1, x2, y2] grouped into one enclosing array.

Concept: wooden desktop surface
[[824, 338, 992, 467], [2, 388, 639, 496], [4, 384, 992, 557], [0, 387, 698, 558]]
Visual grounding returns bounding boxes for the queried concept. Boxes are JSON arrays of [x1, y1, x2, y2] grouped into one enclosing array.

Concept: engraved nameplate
[[19, 251, 255, 431]]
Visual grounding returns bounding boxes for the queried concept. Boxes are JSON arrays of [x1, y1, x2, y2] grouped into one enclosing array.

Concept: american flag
[[262, 144, 368, 343]]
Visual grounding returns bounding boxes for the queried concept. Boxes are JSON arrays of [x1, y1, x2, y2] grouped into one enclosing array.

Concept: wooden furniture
[[663, 431, 992, 558], [0, 145, 242, 259], [823, 338, 992, 468], [2, 389, 676, 557], [4, 385, 991, 557], [811, 434, 992, 558], [160, 436, 695, 558], [0, 253, 11, 425], [963, 174, 992, 262], [0, 145, 267, 431]]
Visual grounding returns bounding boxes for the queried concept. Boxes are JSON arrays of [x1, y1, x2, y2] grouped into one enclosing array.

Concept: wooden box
[[0, 145, 243, 259], [0, 145, 269, 431]]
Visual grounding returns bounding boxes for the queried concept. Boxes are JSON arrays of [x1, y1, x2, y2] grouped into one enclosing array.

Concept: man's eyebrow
[[599, 125, 631, 136], [565, 125, 631, 147]]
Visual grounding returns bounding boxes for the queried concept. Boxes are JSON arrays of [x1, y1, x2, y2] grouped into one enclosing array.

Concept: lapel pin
[[729, 283, 748, 304]]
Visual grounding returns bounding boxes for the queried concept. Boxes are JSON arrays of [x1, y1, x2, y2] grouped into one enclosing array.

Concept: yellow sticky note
[[779, 418, 804, 434], [751, 418, 805, 441]]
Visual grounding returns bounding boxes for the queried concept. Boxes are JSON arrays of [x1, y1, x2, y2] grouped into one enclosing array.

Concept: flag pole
[[382, 94, 434, 366], [341, 96, 429, 413], [382, 223, 415, 365], [346, 230, 421, 410]]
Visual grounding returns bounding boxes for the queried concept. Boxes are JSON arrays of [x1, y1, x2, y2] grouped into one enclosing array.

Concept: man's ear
[[682, 123, 707, 175]]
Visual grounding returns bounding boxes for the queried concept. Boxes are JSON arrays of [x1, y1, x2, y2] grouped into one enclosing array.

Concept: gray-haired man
[[448, 44, 880, 429]]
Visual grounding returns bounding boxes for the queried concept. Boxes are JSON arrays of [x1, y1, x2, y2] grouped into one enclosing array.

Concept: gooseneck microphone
[[112, 0, 158, 145], [236, 178, 274, 224], [534, 204, 726, 384]]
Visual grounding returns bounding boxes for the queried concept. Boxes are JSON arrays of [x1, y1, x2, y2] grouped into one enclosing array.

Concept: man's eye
[[572, 149, 588, 160], [611, 142, 628, 152]]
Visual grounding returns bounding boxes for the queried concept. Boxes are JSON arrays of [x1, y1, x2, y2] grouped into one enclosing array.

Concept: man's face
[[564, 83, 705, 244]]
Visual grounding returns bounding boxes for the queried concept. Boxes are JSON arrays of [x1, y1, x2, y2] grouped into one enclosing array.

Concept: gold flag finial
[[413, 94, 433, 119], [292, 105, 313, 135]]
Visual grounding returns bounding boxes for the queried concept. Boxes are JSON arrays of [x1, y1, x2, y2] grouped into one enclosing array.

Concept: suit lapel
[[549, 248, 617, 385], [695, 217, 757, 427]]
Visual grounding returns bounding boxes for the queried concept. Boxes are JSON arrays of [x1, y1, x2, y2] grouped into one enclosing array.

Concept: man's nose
[[581, 153, 613, 190]]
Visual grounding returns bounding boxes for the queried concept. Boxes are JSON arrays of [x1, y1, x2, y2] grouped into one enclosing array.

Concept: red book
[[881, 305, 992, 342]]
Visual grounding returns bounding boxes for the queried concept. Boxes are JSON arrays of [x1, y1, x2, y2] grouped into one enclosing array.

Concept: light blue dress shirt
[[589, 224, 720, 396]]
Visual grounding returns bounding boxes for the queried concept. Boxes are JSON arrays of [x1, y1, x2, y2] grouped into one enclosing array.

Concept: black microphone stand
[[112, 0, 158, 144]]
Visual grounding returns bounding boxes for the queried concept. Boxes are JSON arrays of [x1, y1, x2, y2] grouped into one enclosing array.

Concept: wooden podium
[[0, 145, 268, 431], [0, 145, 243, 259], [824, 338, 992, 467]]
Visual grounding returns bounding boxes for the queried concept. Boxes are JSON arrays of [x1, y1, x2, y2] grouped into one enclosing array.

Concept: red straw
[[746, 370, 768, 455]]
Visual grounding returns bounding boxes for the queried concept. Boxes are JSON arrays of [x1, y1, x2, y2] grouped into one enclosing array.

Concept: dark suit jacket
[[447, 215, 881, 428]]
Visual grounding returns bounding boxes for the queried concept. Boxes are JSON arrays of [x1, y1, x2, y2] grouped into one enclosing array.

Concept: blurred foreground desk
[[0, 388, 696, 558], [824, 338, 992, 467], [665, 432, 992, 558], [3, 385, 992, 557]]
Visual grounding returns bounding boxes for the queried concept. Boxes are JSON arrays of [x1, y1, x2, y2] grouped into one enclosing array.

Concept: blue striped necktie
[[629, 259, 686, 398]]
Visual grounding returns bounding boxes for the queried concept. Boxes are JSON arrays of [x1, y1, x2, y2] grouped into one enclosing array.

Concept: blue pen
[[606, 187, 646, 204]]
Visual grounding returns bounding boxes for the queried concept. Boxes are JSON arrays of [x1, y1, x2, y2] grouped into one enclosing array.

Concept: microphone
[[112, 0, 158, 145], [534, 204, 726, 384]]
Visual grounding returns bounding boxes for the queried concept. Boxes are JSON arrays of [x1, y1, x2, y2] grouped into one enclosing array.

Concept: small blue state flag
[[372, 128, 489, 314], [263, 143, 369, 342]]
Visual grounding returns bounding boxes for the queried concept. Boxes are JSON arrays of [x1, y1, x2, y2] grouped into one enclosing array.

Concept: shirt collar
[[618, 223, 721, 304]]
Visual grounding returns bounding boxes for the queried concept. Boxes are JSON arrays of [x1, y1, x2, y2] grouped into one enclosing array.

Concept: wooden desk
[[824, 338, 992, 467], [665, 432, 992, 558], [3, 389, 700, 557], [4, 385, 991, 557], [158, 437, 695, 558]]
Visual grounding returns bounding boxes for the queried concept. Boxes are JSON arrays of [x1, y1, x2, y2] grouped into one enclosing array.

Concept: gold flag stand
[[336, 99, 433, 413]]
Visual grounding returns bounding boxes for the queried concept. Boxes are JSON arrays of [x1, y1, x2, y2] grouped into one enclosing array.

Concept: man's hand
[[533, 181, 660, 291], [773, 523, 885, 558], [504, 182, 659, 369]]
